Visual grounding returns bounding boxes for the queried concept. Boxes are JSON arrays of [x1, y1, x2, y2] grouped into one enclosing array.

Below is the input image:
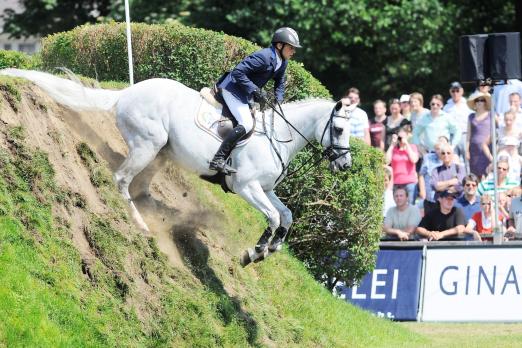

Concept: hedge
[[39, 22, 383, 286], [0, 50, 40, 70], [40, 22, 330, 101], [276, 139, 385, 289]]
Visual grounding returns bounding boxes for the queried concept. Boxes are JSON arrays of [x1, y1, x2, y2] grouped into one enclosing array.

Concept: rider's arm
[[230, 52, 269, 96]]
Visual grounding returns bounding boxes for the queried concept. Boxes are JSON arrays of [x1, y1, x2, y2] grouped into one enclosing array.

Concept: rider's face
[[279, 44, 296, 60]]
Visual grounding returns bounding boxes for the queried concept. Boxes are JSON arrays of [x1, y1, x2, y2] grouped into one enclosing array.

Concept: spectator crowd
[[343, 80, 522, 242]]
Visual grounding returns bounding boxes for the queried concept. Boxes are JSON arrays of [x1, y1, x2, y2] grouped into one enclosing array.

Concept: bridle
[[260, 98, 352, 185], [319, 105, 352, 163]]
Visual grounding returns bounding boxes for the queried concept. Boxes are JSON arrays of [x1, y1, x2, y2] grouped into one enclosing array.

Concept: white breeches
[[222, 89, 254, 133]]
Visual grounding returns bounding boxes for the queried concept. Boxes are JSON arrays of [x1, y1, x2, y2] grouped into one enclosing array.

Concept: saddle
[[198, 86, 256, 141], [199, 86, 238, 139]]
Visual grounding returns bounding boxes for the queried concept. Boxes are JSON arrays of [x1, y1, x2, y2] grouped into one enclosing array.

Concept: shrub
[[0, 50, 40, 69], [40, 22, 330, 100], [40, 22, 382, 288], [276, 139, 385, 289]]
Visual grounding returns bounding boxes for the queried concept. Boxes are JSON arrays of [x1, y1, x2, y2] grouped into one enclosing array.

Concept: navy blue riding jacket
[[218, 46, 288, 104]]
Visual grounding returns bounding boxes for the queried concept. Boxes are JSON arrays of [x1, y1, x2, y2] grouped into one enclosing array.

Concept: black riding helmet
[[271, 27, 302, 48]]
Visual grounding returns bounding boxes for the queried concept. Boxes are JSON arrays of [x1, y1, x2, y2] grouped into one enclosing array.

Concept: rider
[[209, 27, 302, 175]]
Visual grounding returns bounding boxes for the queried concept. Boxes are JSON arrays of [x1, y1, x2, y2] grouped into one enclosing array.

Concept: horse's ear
[[335, 100, 343, 111]]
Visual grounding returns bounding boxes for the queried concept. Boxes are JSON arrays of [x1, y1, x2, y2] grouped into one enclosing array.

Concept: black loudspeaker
[[460, 34, 488, 82], [488, 32, 521, 80], [459, 32, 521, 82]]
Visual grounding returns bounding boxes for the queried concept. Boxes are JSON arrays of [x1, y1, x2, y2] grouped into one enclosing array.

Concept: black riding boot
[[268, 226, 288, 252], [209, 125, 246, 175], [255, 227, 273, 253]]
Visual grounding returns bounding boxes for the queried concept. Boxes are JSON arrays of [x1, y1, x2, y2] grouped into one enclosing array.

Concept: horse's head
[[320, 99, 354, 172]]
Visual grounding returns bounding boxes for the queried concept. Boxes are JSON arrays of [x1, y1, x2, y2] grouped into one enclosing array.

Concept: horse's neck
[[273, 101, 331, 159]]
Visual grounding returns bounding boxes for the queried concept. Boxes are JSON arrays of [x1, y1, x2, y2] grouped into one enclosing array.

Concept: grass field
[[401, 322, 522, 347]]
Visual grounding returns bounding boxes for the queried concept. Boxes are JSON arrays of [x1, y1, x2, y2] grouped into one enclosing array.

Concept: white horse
[[0, 68, 353, 259]]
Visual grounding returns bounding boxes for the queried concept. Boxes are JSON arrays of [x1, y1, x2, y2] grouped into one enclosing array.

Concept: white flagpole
[[124, 0, 134, 85]]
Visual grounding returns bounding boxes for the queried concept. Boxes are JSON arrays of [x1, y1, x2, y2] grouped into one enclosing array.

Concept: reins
[[258, 94, 351, 186]]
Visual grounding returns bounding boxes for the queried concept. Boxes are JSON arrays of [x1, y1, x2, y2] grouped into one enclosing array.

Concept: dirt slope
[[0, 79, 227, 273]]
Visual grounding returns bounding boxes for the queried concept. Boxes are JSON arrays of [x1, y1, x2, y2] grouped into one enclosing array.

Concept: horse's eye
[[333, 126, 343, 135]]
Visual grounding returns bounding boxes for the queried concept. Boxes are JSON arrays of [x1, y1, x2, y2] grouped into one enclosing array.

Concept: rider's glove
[[252, 89, 267, 103]]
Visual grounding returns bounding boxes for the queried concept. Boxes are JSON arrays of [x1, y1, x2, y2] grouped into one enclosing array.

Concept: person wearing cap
[[412, 94, 461, 153], [415, 189, 466, 241], [504, 92, 522, 130], [209, 27, 301, 174], [465, 91, 492, 179], [443, 81, 472, 169], [344, 87, 371, 145], [477, 157, 519, 197], [496, 137, 522, 181], [399, 94, 411, 120]]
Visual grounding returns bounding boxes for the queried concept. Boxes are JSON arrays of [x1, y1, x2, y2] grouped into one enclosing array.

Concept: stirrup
[[209, 159, 237, 175]]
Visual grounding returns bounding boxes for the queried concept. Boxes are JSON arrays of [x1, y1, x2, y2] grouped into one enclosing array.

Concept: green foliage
[[182, 0, 518, 102], [0, 76, 24, 111], [0, 123, 422, 347], [277, 138, 385, 289], [40, 22, 330, 100], [0, 50, 39, 69]]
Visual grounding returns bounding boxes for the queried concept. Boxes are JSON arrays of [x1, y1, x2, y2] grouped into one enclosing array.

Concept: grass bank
[[0, 75, 424, 347]]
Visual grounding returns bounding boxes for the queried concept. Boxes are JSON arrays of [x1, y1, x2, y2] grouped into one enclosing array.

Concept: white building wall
[[0, 0, 41, 54]]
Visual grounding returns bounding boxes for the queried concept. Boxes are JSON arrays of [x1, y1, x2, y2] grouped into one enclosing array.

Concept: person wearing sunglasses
[[412, 94, 461, 155], [465, 91, 492, 179], [444, 82, 472, 170], [477, 157, 518, 196], [454, 174, 481, 222], [430, 143, 465, 204], [465, 194, 505, 241]]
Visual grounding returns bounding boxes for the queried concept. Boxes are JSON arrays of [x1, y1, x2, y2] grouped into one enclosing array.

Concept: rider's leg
[[209, 90, 253, 174]]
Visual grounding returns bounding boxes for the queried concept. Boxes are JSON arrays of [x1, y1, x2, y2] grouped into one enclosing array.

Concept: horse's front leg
[[236, 182, 280, 253], [265, 190, 292, 251]]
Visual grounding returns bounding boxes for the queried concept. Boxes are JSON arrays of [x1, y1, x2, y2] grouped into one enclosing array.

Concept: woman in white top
[[483, 110, 522, 161]]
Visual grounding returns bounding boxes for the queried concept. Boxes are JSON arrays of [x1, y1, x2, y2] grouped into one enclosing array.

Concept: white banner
[[421, 248, 522, 321]]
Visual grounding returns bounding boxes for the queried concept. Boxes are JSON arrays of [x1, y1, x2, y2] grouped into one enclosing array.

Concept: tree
[[2, 0, 112, 38]]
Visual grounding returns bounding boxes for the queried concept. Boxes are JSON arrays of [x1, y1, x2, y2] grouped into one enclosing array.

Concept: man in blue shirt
[[454, 174, 481, 221], [209, 27, 301, 175]]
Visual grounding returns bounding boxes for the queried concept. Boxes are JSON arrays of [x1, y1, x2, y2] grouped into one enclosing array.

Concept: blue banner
[[336, 249, 423, 321]]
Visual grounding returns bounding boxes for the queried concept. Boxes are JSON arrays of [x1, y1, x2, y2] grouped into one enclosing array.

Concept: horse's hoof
[[240, 250, 252, 267]]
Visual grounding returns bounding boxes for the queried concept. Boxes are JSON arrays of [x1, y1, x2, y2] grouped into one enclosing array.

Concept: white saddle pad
[[195, 94, 259, 147]]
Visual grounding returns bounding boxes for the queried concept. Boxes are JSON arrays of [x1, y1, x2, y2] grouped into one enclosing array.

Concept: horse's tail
[[0, 68, 122, 112]]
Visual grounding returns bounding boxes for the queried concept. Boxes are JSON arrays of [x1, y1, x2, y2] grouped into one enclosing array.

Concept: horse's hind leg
[[114, 135, 168, 232]]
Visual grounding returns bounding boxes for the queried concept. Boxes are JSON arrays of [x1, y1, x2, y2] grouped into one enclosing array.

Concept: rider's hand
[[253, 89, 267, 102]]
